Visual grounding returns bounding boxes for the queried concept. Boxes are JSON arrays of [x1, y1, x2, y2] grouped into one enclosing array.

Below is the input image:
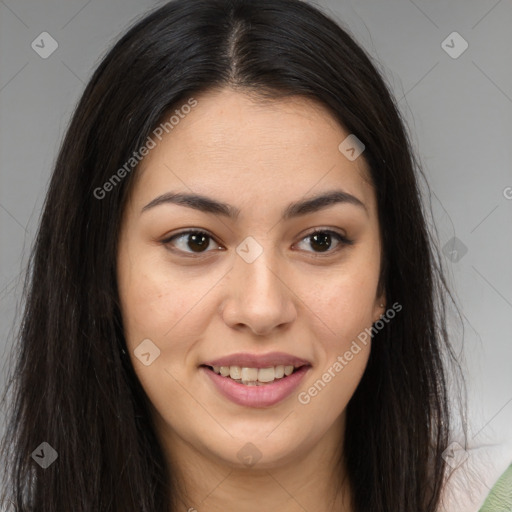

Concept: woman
[[1, 0, 508, 510]]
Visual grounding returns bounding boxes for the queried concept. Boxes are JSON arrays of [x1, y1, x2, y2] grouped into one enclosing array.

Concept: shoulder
[[437, 441, 512, 512], [478, 463, 512, 512]]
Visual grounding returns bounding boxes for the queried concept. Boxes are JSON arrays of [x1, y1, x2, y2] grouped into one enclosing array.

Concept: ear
[[372, 291, 386, 324]]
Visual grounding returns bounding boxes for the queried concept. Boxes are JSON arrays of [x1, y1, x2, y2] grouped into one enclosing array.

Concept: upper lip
[[202, 352, 312, 369]]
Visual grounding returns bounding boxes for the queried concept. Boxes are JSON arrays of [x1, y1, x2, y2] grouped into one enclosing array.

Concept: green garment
[[478, 463, 512, 512]]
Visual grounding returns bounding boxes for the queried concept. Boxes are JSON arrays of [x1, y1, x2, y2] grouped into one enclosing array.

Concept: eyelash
[[161, 228, 353, 258]]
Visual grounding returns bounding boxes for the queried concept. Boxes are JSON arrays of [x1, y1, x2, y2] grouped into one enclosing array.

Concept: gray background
[[1, 0, 511, 463]]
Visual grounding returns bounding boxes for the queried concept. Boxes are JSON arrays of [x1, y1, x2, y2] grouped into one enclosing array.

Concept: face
[[117, 88, 385, 475]]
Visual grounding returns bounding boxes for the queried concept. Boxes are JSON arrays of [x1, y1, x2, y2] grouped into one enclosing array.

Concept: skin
[[117, 87, 385, 512]]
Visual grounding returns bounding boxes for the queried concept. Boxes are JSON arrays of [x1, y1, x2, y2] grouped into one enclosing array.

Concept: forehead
[[129, 88, 375, 216]]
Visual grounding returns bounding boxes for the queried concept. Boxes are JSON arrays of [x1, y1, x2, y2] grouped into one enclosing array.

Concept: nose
[[220, 244, 297, 336]]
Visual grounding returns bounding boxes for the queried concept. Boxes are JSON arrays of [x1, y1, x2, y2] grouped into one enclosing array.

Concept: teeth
[[241, 367, 258, 382], [210, 364, 301, 384], [257, 367, 276, 383], [229, 366, 241, 380]]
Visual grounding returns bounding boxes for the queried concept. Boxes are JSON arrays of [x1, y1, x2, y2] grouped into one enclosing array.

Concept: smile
[[206, 364, 299, 385], [201, 364, 311, 407]]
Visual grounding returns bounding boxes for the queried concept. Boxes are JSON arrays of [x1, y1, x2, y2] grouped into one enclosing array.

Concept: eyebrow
[[140, 189, 367, 220]]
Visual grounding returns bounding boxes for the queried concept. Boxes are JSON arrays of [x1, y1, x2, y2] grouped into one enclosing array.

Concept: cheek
[[313, 265, 380, 341], [297, 254, 378, 403], [118, 270, 173, 345], [301, 342, 370, 426], [117, 246, 198, 346], [298, 277, 373, 416], [117, 259, 207, 417]]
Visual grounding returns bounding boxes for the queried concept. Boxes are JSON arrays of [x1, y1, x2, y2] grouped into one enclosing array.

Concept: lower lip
[[201, 365, 311, 408]]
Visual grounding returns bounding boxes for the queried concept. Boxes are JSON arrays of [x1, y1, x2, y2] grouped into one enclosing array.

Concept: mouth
[[200, 363, 307, 386], [199, 352, 312, 407]]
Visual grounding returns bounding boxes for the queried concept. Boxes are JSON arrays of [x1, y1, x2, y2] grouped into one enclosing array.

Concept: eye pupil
[[188, 233, 209, 252], [310, 232, 332, 252]]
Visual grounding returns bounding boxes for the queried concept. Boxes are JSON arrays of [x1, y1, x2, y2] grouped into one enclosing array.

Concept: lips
[[202, 351, 311, 369], [200, 351, 312, 407]]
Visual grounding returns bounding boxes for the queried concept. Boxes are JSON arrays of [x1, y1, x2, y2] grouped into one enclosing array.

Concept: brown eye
[[162, 230, 220, 255], [295, 229, 352, 254]]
